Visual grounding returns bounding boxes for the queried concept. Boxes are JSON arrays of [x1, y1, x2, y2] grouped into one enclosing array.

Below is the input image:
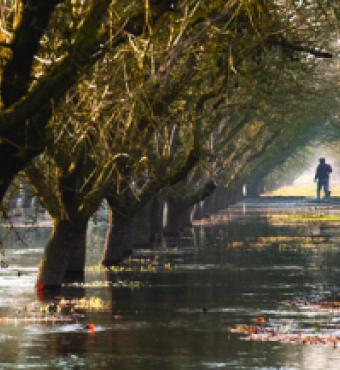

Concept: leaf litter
[[227, 293, 340, 346]]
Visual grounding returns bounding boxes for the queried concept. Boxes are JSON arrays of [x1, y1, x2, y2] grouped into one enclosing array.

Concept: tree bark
[[63, 229, 88, 282], [192, 201, 204, 220], [37, 219, 88, 287], [164, 198, 192, 236], [149, 197, 164, 243], [202, 193, 216, 218], [212, 187, 227, 212], [1, 0, 61, 106], [132, 202, 152, 247], [102, 211, 133, 267], [246, 182, 261, 197]]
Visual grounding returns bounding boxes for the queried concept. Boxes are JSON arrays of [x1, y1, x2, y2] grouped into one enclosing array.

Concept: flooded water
[[2, 198, 340, 369]]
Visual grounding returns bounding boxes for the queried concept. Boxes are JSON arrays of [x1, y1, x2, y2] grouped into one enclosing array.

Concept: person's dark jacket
[[315, 163, 332, 180]]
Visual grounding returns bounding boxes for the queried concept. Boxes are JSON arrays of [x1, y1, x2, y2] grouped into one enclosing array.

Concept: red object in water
[[87, 323, 96, 332], [36, 282, 45, 291], [36, 282, 45, 300]]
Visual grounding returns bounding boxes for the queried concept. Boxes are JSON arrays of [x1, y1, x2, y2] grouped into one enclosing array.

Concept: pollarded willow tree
[[235, 91, 339, 197], [23, 1, 206, 286], [99, 0, 337, 263], [160, 0, 340, 218], [0, 0, 337, 204], [22, 2, 205, 285], [259, 116, 340, 193], [25, 109, 115, 285], [17, 0, 272, 285], [9, 0, 339, 287], [0, 0, 111, 199], [162, 45, 339, 221]]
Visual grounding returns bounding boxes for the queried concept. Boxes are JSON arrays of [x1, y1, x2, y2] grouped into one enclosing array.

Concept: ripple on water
[[0, 334, 16, 342], [0, 364, 49, 369], [26, 324, 83, 335], [0, 266, 37, 275], [177, 307, 331, 319], [178, 264, 218, 271], [201, 362, 229, 369], [0, 274, 35, 296], [10, 248, 43, 255], [53, 354, 86, 368], [2, 200, 340, 369]]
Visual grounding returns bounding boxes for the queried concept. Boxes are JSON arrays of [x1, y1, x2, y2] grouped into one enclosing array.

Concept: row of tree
[[0, 0, 339, 287]]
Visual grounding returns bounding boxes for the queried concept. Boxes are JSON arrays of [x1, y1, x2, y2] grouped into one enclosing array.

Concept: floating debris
[[0, 296, 110, 326], [290, 299, 340, 313], [228, 294, 340, 346], [0, 261, 8, 268], [87, 256, 175, 273], [86, 323, 96, 332], [50, 297, 108, 312], [227, 323, 340, 346], [0, 314, 82, 324], [64, 280, 143, 289]]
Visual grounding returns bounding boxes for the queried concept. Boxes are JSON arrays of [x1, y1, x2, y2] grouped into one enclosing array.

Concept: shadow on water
[[3, 201, 340, 368]]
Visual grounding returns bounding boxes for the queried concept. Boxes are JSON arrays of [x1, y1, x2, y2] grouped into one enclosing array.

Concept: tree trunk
[[164, 199, 192, 236], [192, 201, 204, 221], [102, 211, 133, 267], [37, 219, 88, 287], [220, 188, 230, 209], [247, 182, 261, 197], [228, 186, 244, 205], [202, 193, 216, 218], [63, 230, 88, 282], [213, 187, 227, 212], [149, 197, 164, 243], [132, 202, 151, 247]]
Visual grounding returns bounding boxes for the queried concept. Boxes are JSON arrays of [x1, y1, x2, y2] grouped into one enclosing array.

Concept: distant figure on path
[[314, 158, 332, 200]]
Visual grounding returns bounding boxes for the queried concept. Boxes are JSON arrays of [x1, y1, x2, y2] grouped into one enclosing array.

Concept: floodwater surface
[[2, 198, 340, 369]]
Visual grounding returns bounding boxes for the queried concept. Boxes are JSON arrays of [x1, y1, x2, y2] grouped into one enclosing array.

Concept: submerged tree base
[[101, 249, 133, 267]]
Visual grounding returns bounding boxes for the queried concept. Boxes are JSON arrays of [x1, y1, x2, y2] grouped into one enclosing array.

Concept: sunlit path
[[265, 184, 340, 198]]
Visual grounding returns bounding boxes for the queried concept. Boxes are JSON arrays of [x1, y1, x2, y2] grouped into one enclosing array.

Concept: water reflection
[[3, 200, 340, 368]]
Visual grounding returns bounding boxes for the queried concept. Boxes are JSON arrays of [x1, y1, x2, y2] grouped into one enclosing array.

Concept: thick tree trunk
[[192, 201, 204, 221], [202, 193, 216, 218], [225, 186, 244, 207], [164, 199, 192, 236], [63, 231, 88, 282], [212, 187, 227, 212], [102, 211, 133, 266], [149, 197, 164, 243], [246, 183, 261, 197], [132, 203, 151, 247], [222, 191, 231, 208], [37, 219, 88, 287]]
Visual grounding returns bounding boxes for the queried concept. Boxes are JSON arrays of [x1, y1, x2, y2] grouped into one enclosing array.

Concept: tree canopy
[[0, 0, 339, 286]]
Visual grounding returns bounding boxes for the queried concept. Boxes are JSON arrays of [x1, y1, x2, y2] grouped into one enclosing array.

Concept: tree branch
[[270, 36, 333, 59], [1, 0, 61, 107]]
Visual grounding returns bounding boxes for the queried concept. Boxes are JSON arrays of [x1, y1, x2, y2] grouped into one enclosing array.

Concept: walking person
[[314, 158, 332, 200]]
